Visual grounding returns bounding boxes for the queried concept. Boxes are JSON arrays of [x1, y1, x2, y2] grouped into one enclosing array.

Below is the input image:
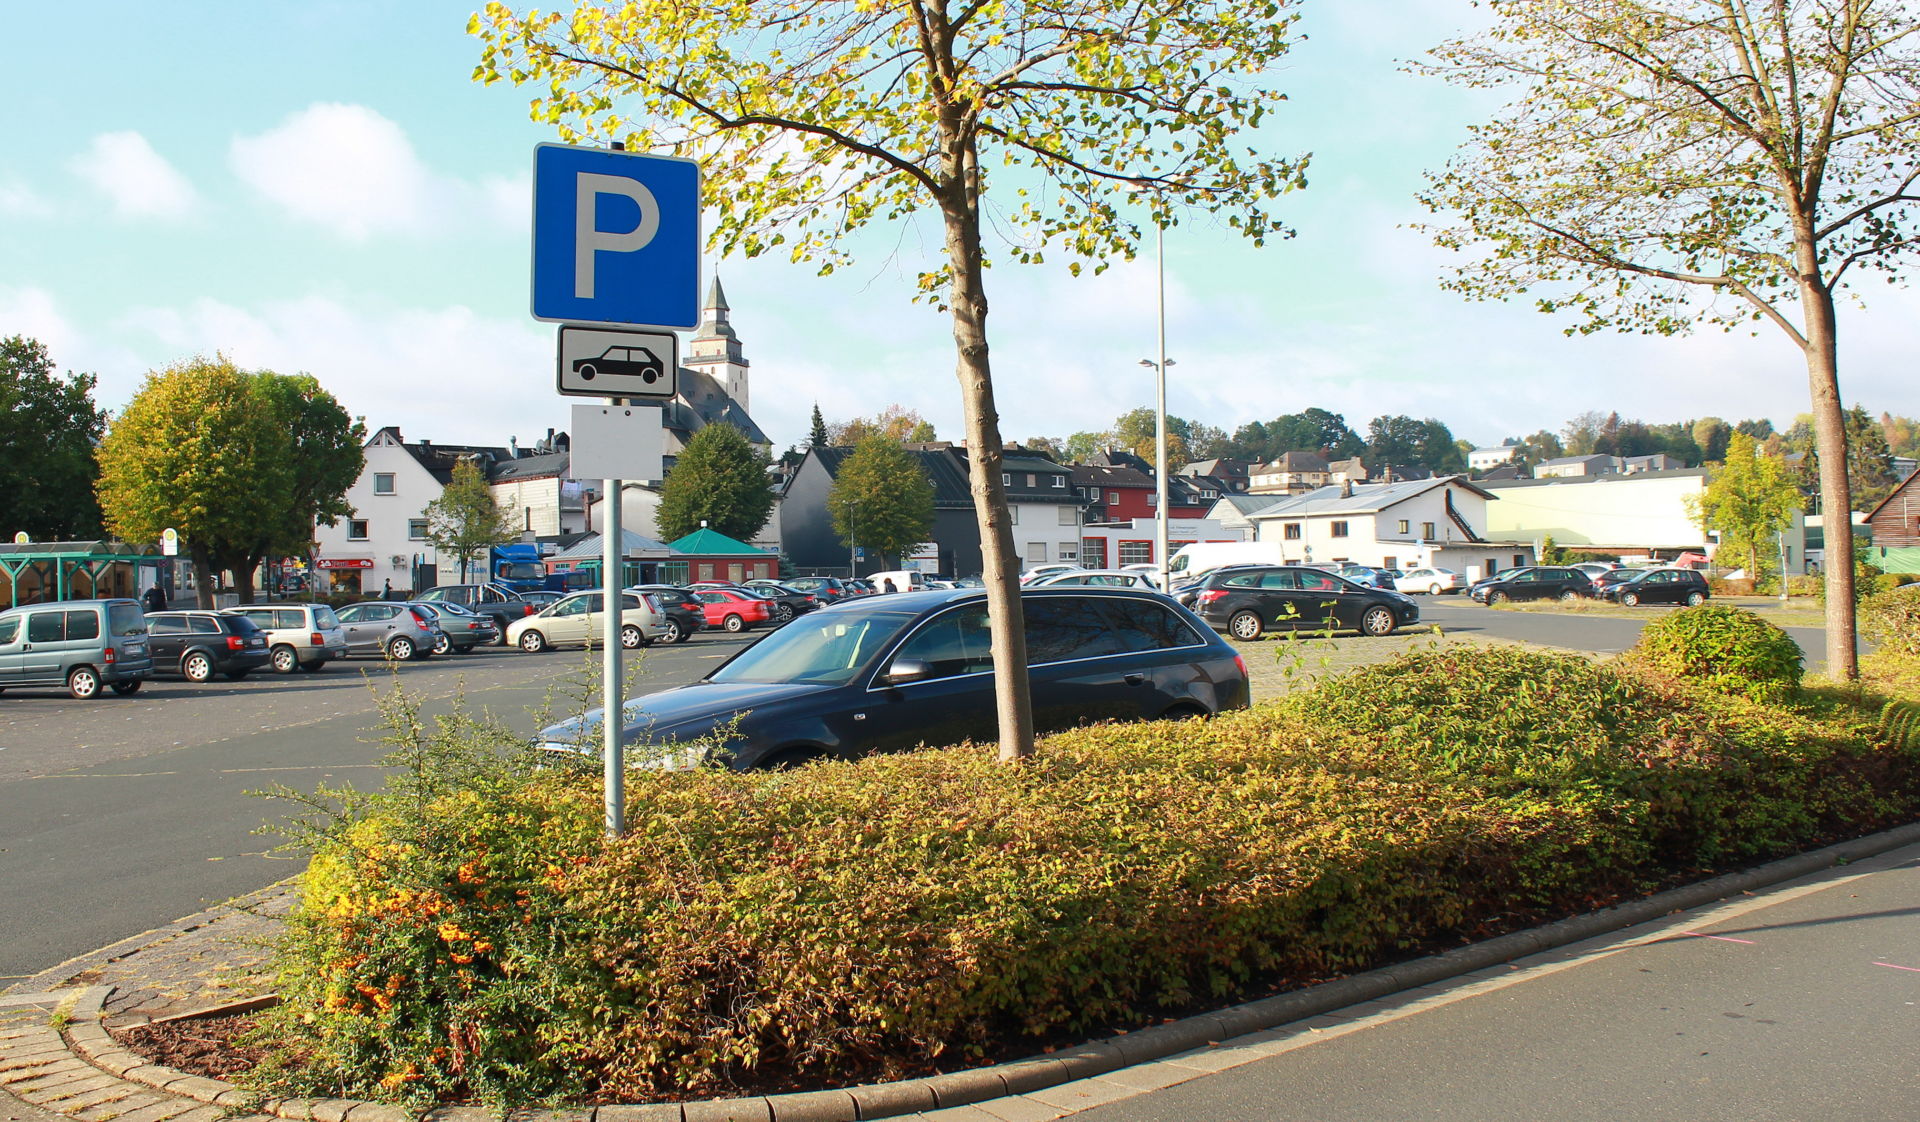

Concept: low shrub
[[1627, 604, 1803, 702], [1860, 585, 1920, 660], [250, 649, 1918, 1108]]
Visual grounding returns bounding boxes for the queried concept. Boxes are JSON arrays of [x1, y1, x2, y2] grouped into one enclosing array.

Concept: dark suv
[[628, 585, 707, 644], [1601, 567, 1711, 607], [1469, 566, 1594, 604], [1191, 566, 1420, 640], [145, 610, 272, 682], [536, 587, 1249, 770]]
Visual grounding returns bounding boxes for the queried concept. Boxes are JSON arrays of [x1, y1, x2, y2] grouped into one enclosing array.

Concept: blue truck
[[486, 543, 549, 594]]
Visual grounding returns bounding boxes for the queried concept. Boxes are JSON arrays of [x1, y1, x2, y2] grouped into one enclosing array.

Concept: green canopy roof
[[667, 528, 769, 556]]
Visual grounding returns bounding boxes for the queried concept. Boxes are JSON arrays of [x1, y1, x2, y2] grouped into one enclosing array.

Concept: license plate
[[126, 642, 145, 655]]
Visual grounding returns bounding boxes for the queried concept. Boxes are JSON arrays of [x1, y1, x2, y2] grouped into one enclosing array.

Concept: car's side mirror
[[885, 658, 933, 685]]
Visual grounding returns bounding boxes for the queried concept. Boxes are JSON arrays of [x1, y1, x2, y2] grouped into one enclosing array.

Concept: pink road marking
[[1873, 961, 1920, 973], [1680, 931, 1756, 944]]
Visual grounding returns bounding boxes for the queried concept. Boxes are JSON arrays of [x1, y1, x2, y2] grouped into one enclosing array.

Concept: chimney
[[1340, 479, 1354, 499]]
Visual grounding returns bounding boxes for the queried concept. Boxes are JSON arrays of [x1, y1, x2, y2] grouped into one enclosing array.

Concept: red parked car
[[693, 588, 773, 633]]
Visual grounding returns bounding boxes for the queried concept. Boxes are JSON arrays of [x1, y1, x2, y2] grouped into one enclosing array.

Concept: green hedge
[[251, 649, 1920, 1107]]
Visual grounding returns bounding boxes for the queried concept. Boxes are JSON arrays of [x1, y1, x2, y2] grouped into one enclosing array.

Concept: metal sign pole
[[602, 460, 625, 837]]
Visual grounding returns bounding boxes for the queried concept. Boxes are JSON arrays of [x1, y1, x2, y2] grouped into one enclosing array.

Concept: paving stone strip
[[8, 821, 1920, 1122]]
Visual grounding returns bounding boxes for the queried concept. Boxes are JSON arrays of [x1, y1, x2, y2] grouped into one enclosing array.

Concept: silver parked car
[[332, 601, 444, 660], [0, 598, 154, 698]]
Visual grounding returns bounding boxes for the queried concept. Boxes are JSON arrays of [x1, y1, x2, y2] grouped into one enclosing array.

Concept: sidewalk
[[6, 826, 1919, 1122]]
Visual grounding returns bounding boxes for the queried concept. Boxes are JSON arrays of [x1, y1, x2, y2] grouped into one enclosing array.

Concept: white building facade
[[312, 428, 447, 595], [1248, 478, 1537, 578]]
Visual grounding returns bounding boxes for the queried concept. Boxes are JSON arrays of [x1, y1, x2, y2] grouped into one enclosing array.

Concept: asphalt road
[[0, 635, 751, 982], [1075, 839, 1920, 1122], [1417, 595, 1836, 666]]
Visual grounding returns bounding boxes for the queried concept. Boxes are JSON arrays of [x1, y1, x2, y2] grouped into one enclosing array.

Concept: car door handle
[[1124, 673, 1146, 686]]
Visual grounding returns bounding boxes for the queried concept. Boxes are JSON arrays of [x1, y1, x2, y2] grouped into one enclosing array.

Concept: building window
[[1109, 491, 1120, 505], [1057, 506, 1079, 526], [407, 519, 428, 540], [1397, 519, 1410, 534], [1146, 492, 1158, 507], [373, 473, 395, 495], [1027, 473, 1037, 487], [348, 519, 369, 540], [1077, 486, 1090, 498], [1002, 473, 1011, 486], [1331, 521, 1349, 538], [1118, 540, 1153, 566], [1515, 554, 1526, 567], [1383, 556, 1398, 570], [1082, 539, 1108, 567], [1026, 541, 1048, 564], [1423, 522, 1437, 539], [1051, 476, 1065, 488], [1058, 542, 1078, 562], [1283, 523, 1302, 540]]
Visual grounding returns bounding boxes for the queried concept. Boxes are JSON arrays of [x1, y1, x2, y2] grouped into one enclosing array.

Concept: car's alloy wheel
[[621, 624, 644, 649], [662, 618, 684, 644], [270, 645, 298, 674], [773, 603, 794, 623], [1228, 611, 1264, 640], [519, 630, 547, 653], [1685, 591, 1706, 606], [433, 633, 452, 656], [1559, 589, 1579, 602], [183, 652, 213, 683], [723, 614, 746, 633], [67, 666, 101, 700], [1429, 583, 1444, 595], [388, 637, 416, 661], [1622, 592, 1641, 607], [1360, 605, 1396, 637], [1488, 591, 1507, 605]]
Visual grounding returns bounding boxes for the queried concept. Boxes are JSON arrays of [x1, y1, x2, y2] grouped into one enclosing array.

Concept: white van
[[1166, 541, 1291, 586], [868, 570, 926, 594]]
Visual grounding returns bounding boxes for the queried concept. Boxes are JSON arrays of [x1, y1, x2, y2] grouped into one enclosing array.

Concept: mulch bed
[[114, 1015, 268, 1080]]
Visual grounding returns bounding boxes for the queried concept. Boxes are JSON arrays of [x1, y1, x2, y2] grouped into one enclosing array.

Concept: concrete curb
[[13, 821, 1920, 1122]]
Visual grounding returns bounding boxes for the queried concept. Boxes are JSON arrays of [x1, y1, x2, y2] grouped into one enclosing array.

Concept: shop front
[[317, 557, 374, 593]]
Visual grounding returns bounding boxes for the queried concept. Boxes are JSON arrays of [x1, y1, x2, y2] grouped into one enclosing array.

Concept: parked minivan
[[0, 598, 154, 698], [537, 587, 1250, 770]]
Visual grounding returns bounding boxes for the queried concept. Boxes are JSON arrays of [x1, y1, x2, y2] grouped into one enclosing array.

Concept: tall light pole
[[1137, 215, 1174, 594]]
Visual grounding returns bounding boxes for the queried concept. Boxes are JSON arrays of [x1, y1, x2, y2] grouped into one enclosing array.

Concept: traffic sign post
[[532, 142, 702, 839], [531, 144, 701, 330], [557, 325, 678, 399]]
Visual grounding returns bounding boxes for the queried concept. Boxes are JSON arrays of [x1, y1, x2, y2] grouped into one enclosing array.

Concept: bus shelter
[[0, 541, 167, 609]]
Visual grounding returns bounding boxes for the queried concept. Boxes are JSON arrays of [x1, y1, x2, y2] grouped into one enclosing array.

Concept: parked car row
[[1468, 565, 1710, 607]]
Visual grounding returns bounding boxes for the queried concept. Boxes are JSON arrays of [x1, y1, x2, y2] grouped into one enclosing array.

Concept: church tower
[[684, 276, 749, 413]]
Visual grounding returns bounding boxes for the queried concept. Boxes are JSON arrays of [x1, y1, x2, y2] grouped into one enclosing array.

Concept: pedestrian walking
[[382, 578, 394, 600], [143, 583, 167, 612]]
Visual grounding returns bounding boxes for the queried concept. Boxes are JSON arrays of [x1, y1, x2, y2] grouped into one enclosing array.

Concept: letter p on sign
[[531, 144, 700, 330]]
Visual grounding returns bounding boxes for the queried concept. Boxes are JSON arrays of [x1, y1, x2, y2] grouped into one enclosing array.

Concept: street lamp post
[[1138, 212, 1173, 594]]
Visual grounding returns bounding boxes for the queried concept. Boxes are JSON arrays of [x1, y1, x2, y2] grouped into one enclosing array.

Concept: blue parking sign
[[531, 144, 701, 329]]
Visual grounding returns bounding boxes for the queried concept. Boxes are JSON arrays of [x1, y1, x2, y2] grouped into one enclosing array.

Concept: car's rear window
[[314, 606, 341, 630], [109, 602, 144, 636], [65, 610, 101, 641]]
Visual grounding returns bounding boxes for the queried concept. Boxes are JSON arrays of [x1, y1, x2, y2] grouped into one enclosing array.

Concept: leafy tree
[[1735, 418, 1777, 441], [1688, 432, 1799, 585], [1063, 431, 1110, 464], [1022, 436, 1065, 458], [907, 420, 937, 443], [475, 0, 1306, 762], [807, 403, 828, 449], [422, 458, 517, 583], [0, 336, 107, 540], [1692, 418, 1733, 464], [1186, 422, 1232, 461], [1419, 0, 1920, 680], [656, 422, 776, 541], [1111, 407, 1192, 468], [1882, 413, 1920, 459], [828, 405, 935, 446], [97, 356, 288, 606], [1367, 415, 1461, 474], [827, 436, 936, 568], [1560, 411, 1609, 457], [1514, 429, 1564, 467], [1782, 405, 1900, 509], [249, 372, 365, 580]]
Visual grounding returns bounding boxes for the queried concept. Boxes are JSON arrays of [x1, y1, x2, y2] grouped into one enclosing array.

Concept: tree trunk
[[1800, 280, 1858, 680], [190, 546, 218, 610], [942, 198, 1034, 761]]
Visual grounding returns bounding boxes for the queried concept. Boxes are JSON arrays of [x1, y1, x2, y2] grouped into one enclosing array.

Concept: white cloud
[[229, 104, 529, 242], [67, 132, 198, 220], [0, 178, 53, 217], [118, 295, 561, 444], [229, 104, 432, 240]]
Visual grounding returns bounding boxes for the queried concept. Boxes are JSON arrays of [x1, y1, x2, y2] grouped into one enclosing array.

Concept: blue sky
[[3, 1, 1913, 456]]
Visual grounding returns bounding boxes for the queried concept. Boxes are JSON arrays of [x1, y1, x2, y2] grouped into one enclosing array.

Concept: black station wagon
[[1190, 566, 1422, 640], [537, 587, 1250, 770]]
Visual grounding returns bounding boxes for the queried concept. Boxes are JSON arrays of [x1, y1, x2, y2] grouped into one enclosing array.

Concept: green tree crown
[[656, 423, 776, 541], [827, 436, 936, 567]]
